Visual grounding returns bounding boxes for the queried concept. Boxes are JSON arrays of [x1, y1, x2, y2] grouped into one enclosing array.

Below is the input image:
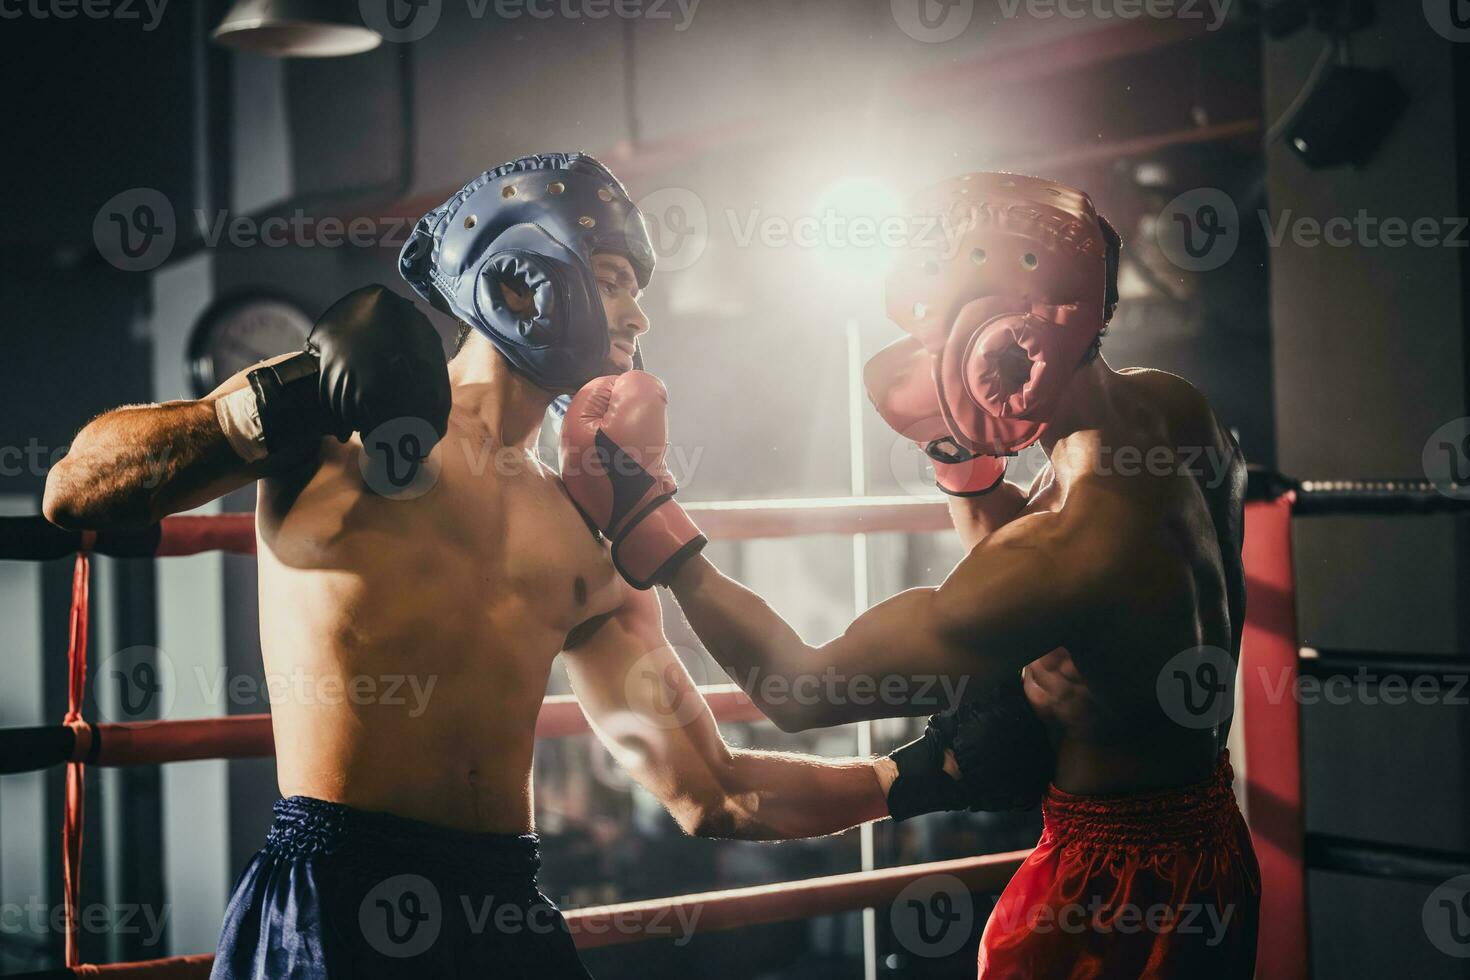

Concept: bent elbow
[[766, 703, 813, 734], [682, 798, 743, 840], [42, 463, 87, 529], [760, 696, 838, 734], [42, 453, 154, 530]]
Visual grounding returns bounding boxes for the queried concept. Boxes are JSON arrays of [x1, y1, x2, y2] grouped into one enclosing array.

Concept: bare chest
[[424, 441, 626, 632], [260, 442, 625, 642]]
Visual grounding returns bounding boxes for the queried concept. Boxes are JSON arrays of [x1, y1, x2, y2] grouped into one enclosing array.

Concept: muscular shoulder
[[1119, 370, 1230, 447], [948, 506, 1136, 624], [1116, 368, 1243, 488]]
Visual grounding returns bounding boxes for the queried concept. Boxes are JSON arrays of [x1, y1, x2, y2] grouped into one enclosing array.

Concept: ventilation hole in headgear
[[501, 186, 516, 199], [970, 248, 987, 266], [922, 260, 940, 275], [912, 302, 927, 319], [463, 215, 477, 230], [547, 182, 566, 195], [579, 216, 596, 228], [1021, 253, 1039, 270], [597, 188, 614, 202]]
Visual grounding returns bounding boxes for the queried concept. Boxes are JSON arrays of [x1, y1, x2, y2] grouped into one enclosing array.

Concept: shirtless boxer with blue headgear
[[45, 153, 927, 979]]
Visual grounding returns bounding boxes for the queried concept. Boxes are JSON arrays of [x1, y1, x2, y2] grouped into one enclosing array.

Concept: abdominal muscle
[[1023, 647, 1224, 797], [260, 576, 561, 834]]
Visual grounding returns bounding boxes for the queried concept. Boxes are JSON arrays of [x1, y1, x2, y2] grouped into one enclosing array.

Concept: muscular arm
[[43, 354, 312, 529], [945, 480, 1029, 552], [562, 585, 889, 841], [667, 510, 1107, 732], [944, 460, 1057, 551]]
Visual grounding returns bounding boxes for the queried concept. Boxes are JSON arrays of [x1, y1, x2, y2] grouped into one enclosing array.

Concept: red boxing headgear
[[885, 172, 1120, 456]]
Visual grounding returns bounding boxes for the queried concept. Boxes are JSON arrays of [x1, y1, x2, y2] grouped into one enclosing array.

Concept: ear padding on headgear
[[935, 296, 1105, 455], [471, 223, 607, 389]]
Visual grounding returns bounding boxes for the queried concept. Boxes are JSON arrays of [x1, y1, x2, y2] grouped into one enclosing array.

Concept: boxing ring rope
[[3, 477, 1449, 562], [0, 498, 955, 562], [563, 851, 1032, 951], [0, 689, 770, 773], [7, 479, 1455, 976]]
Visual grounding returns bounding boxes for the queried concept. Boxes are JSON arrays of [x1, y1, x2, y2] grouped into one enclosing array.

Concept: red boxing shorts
[[978, 752, 1260, 979]]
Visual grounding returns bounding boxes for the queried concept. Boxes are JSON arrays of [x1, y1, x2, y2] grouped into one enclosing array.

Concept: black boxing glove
[[885, 671, 1056, 822], [220, 285, 451, 460]]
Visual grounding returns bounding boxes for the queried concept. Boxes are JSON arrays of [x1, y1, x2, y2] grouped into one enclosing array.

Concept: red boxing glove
[[560, 371, 707, 589], [864, 337, 1006, 496]]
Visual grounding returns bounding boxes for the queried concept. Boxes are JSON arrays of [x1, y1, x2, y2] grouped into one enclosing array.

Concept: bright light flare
[[808, 177, 905, 282]]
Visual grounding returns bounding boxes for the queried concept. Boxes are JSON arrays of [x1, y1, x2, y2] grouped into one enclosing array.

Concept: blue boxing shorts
[[211, 796, 593, 979]]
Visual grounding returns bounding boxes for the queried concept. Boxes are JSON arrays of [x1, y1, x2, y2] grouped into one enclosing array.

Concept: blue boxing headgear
[[399, 152, 655, 392]]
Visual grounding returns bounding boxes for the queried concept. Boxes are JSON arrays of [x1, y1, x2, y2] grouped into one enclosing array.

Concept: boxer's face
[[593, 253, 649, 373]]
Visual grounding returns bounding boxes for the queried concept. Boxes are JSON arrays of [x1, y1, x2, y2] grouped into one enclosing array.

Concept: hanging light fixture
[[212, 0, 382, 58]]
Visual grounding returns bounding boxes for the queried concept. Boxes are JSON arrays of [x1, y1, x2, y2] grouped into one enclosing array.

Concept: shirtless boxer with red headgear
[[560, 172, 1261, 978], [43, 153, 909, 979]]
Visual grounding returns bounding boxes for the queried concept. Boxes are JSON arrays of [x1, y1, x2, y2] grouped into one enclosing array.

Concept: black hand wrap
[[247, 351, 325, 454], [886, 671, 1056, 822]]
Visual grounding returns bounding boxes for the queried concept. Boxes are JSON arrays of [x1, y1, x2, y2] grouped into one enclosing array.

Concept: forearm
[[946, 481, 1028, 551], [667, 554, 821, 725], [668, 554, 976, 730], [700, 749, 887, 841], [44, 401, 259, 528]]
